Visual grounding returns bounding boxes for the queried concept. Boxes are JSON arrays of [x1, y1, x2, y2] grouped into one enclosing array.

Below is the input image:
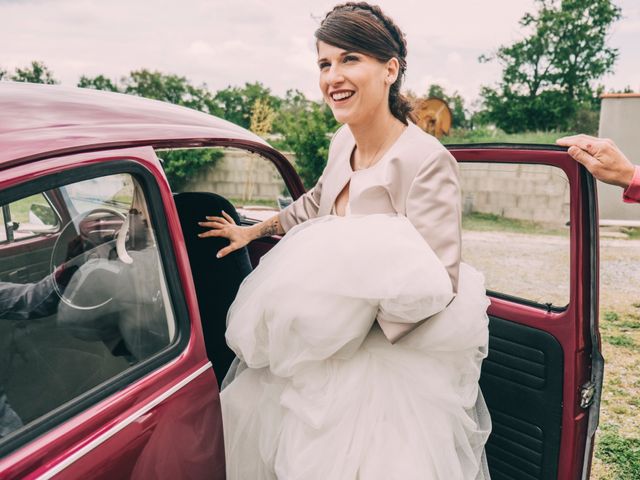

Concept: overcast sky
[[2, 0, 638, 106]]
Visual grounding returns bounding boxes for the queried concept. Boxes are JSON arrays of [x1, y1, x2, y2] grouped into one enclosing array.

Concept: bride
[[198, 2, 492, 478]]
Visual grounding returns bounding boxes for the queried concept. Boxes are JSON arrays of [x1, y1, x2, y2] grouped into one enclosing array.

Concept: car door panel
[[481, 316, 564, 479], [450, 147, 599, 480]]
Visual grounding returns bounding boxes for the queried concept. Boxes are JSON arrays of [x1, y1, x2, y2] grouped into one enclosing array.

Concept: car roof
[[0, 82, 267, 165]]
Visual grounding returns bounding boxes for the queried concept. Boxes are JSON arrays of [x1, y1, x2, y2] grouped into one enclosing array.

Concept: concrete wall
[[459, 163, 570, 225], [185, 149, 571, 226], [182, 148, 291, 203], [598, 94, 640, 222]]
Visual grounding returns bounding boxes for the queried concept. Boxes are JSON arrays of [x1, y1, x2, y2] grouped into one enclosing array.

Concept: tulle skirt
[[221, 214, 491, 479]]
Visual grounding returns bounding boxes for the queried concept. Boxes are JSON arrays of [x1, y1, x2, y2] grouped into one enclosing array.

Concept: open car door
[[449, 145, 600, 480]]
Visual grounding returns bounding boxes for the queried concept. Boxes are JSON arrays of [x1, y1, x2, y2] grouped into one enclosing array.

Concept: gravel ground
[[462, 231, 640, 307]]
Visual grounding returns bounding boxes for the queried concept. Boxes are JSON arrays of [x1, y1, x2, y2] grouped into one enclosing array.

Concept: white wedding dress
[[220, 213, 492, 479]]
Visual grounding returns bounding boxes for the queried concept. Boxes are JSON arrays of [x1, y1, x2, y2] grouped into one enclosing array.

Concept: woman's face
[[317, 41, 397, 126]]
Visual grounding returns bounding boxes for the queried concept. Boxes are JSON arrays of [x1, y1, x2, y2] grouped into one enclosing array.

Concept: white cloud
[[186, 41, 214, 57]]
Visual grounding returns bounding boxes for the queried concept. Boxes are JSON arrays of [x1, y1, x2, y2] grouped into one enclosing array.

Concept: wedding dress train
[[221, 214, 491, 479]]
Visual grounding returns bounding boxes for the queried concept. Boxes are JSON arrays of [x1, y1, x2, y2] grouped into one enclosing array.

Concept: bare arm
[[253, 214, 285, 238]]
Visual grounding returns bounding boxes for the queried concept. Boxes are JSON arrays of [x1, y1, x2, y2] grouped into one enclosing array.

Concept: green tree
[[79, 69, 224, 190], [249, 98, 276, 138], [157, 149, 224, 190], [276, 90, 339, 188], [480, 0, 621, 132], [11, 61, 58, 84], [78, 74, 119, 91], [426, 84, 468, 128], [122, 69, 221, 115], [213, 82, 280, 129], [0, 67, 6, 81]]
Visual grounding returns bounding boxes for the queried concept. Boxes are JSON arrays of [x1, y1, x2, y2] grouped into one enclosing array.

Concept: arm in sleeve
[[0, 275, 59, 321], [277, 171, 325, 233], [375, 149, 461, 343], [623, 165, 640, 204], [405, 148, 462, 294]]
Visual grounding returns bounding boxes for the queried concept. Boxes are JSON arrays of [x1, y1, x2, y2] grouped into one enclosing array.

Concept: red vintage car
[[0, 82, 601, 479]]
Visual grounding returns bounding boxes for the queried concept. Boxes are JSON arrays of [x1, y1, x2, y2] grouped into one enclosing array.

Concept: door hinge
[[580, 381, 596, 409]]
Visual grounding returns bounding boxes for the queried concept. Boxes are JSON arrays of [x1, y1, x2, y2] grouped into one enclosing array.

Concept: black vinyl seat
[[173, 192, 252, 386]]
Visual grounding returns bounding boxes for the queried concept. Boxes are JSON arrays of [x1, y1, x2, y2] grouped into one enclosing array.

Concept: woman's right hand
[[198, 210, 253, 258]]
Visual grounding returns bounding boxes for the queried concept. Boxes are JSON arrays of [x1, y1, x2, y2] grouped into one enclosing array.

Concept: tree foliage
[[213, 82, 280, 129], [77, 70, 223, 189], [156, 148, 224, 190], [275, 90, 338, 188], [426, 84, 468, 128], [10, 61, 58, 84], [249, 98, 276, 137], [480, 0, 621, 132], [78, 74, 119, 92], [122, 69, 221, 116]]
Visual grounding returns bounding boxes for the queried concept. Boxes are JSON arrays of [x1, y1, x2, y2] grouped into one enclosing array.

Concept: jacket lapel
[[318, 130, 356, 216]]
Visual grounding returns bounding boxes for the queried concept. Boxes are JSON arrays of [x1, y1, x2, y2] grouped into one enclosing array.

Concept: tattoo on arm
[[257, 217, 283, 238]]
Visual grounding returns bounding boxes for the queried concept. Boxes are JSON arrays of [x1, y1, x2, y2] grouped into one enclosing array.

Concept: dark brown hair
[[315, 2, 414, 125]]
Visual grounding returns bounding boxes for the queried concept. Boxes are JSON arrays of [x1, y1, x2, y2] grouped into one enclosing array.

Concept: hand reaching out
[[198, 210, 252, 259], [556, 134, 636, 189]]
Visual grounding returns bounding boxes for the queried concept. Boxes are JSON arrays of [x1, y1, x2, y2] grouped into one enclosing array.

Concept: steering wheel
[[50, 207, 128, 310]]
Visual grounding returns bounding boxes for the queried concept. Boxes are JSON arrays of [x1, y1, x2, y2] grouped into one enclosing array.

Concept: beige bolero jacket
[[277, 122, 462, 342]]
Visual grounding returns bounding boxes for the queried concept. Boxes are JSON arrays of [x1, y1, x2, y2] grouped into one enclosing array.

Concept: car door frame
[[448, 144, 601, 480], [0, 146, 224, 479]]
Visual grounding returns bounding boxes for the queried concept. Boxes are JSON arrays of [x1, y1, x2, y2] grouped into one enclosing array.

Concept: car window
[[160, 146, 292, 223], [0, 208, 5, 243], [61, 174, 134, 217], [0, 172, 176, 443], [1, 193, 60, 243], [459, 162, 570, 308]]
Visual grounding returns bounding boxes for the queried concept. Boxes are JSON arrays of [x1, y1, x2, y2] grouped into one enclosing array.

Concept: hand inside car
[[556, 134, 636, 189], [198, 210, 253, 258]]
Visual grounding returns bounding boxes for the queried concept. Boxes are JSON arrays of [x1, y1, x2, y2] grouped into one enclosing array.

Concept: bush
[[275, 91, 338, 188], [157, 148, 224, 191], [567, 107, 600, 136]]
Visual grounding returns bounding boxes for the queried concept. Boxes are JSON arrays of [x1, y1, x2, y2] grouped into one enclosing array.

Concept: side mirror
[[29, 203, 57, 226], [15, 203, 59, 234]]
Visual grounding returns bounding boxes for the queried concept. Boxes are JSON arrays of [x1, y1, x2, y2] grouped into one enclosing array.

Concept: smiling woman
[[204, 2, 492, 479]]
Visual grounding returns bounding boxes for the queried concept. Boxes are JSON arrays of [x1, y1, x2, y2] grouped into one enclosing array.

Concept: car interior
[[0, 175, 175, 438]]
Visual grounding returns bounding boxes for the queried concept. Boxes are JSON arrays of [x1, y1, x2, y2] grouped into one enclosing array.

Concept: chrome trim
[[36, 362, 213, 480]]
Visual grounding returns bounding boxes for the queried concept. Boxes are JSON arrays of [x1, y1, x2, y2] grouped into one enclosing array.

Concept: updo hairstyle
[[315, 2, 414, 125]]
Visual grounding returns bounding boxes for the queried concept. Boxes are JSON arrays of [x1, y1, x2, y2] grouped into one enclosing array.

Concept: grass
[[606, 335, 636, 348], [8, 194, 46, 223], [441, 127, 572, 145], [461, 211, 567, 236], [596, 425, 640, 480], [603, 335, 637, 349], [591, 303, 640, 479], [604, 311, 620, 322], [228, 197, 279, 209], [622, 227, 640, 240]]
